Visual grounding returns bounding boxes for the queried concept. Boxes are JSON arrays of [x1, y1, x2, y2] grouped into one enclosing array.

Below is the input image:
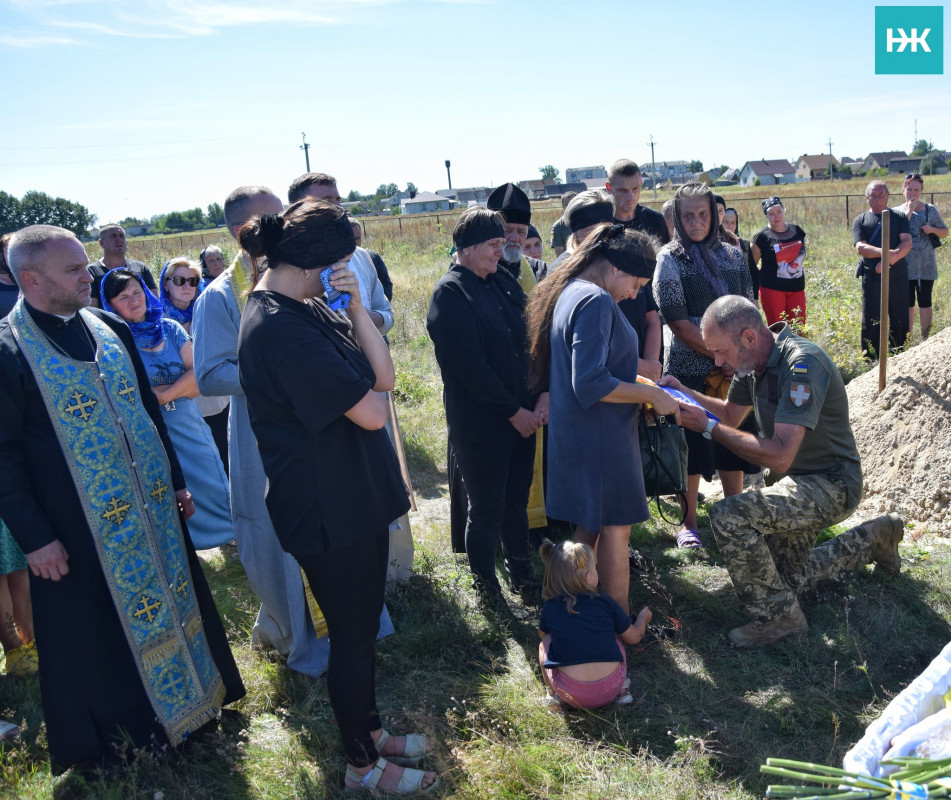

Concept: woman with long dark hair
[[236, 199, 434, 794], [527, 225, 679, 612]]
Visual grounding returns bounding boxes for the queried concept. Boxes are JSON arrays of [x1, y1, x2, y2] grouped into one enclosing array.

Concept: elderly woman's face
[[460, 237, 504, 279], [109, 282, 147, 324], [203, 249, 226, 277], [680, 196, 712, 243], [166, 267, 198, 309], [722, 211, 738, 234]]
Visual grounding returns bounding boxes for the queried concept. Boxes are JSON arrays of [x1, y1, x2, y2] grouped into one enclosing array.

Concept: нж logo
[[876, 6, 943, 74], [887, 27, 932, 53]]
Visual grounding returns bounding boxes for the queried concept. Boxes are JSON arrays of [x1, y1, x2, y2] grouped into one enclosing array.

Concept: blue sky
[[1, 0, 948, 224]]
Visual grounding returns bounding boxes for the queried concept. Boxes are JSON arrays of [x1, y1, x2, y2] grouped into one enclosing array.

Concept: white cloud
[[0, 32, 78, 47]]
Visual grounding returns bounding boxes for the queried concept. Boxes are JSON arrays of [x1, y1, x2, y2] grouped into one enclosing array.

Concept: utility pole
[[827, 137, 835, 181], [445, 159, 452, 190], [647, 135, 657, 200], [300, 132, 311, 172]]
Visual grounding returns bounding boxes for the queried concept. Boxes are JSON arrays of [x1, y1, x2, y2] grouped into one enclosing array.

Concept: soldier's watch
[[701, 418, 717, 440]]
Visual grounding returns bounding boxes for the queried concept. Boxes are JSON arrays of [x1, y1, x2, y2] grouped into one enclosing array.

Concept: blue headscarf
[[158, 259, 204, 326], [101, 267, 166, 349]]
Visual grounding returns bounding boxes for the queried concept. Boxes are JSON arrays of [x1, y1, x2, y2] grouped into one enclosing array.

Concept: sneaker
[[5, 641, 38, 676], [613, 692, 634, 706], [728, 606, 808, 648], [867, 513, 904, 577]]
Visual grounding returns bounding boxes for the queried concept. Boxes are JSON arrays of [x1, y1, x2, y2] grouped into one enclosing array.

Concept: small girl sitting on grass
[[538, 539, 651, 710]]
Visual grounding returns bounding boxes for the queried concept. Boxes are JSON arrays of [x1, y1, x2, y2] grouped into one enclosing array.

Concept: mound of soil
[[847, 328, 951, 536]]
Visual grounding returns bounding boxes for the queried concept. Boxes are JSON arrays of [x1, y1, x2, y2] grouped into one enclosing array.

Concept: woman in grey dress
[[527, 225, 679, 613], [897, 173, 948, 339]]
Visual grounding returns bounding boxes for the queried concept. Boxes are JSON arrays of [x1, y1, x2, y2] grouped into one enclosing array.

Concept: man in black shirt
[[605, 159, 665, 380], [852, 180, 911, 358]]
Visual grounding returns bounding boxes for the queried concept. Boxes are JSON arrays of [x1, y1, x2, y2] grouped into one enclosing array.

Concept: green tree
[[539, 164, 560, 181], [16, 190, 95, 238], [346, 189, 363, 202], [911, 138, 934, 156], [0, 191, 22, 235], [118, 216, 145, 228], [689, 159, 704, 173], [921, 153, 940, 175], [206, 202, 225, 227], [406, 182, 418, 198]]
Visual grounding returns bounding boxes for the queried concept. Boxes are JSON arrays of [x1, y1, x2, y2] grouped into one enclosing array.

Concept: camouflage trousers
[[709, 473, 873, 623]]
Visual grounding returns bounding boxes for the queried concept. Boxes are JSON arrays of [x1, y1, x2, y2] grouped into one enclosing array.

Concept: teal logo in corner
[[876, 6, 943, 74]]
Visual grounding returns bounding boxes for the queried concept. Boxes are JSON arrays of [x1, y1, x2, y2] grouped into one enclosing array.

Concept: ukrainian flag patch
[[792, 362, 809, 376]]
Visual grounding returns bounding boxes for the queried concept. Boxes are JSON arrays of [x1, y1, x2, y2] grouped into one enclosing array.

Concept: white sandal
[[375, 728, 427, 766], [345, 757, 439, 795]]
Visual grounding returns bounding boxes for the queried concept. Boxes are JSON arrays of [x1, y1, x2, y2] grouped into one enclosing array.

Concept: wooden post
[[845, 195, 850, 226], [878, 209, 890, 393]]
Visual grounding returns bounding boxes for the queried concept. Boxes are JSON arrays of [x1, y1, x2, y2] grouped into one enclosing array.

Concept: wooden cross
[[118, 377, 137, 403], [150, 479, 169, 504], [102, 496, 132, 526], [133, 595, 162, 624], [64, 390, 98, 422]]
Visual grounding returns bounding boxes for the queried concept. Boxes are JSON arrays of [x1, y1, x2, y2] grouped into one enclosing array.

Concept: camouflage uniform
[[710, 472, 882, 622], [713, 323, 868, 624]]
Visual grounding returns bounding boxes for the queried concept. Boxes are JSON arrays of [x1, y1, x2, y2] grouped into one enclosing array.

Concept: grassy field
[[6, 180, 951, 798]]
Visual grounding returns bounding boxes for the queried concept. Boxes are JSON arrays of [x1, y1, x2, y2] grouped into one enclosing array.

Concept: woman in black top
[[751, 197, 806, 326], [236, 200, 435, 795], [427, 208, 545, 610]]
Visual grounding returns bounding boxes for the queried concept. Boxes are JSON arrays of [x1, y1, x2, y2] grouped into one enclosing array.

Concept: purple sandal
[[676, 529, 703, 549]]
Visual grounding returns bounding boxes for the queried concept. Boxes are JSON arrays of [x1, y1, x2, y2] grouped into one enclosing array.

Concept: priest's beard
[[502, 242, 522, 263]]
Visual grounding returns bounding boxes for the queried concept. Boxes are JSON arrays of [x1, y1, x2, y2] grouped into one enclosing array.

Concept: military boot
[[866, 513, 904, 577], [728, 603, 809, 648]]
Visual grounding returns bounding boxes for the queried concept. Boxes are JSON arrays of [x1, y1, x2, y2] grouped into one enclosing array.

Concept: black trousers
[[202, 404, 230, 477], [451, 432, 536, 591], [295, 530, 388, 767], [861, 266, 910, 359]]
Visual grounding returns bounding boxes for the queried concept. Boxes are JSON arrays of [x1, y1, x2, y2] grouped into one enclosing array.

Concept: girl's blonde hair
[[539, 539, 596, 614]]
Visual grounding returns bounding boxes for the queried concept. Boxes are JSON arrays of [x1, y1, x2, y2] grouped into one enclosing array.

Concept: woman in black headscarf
[[653, 183, 754, 549], [427, 207, 545, 611]]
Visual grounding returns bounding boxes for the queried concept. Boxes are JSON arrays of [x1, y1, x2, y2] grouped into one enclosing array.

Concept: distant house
[[542, 182, 586, 198], [739, 159, 797, 187], [518, 179, 554, 199], [581, 177, 608, 190], [401, 191, 453, 215], [861, 151, 907, 173], [437, 187, 491, 206], [794, 153, 840, 180], [696, 169, 724, 186], [889, 154, 948, 175], [841, 160, 866, 175], [382, 190, 410, 211], [655, 160, 691, 182], [716, 166, 741, 186], [124, 223, 152, 237], [565, 165, 606, 183]]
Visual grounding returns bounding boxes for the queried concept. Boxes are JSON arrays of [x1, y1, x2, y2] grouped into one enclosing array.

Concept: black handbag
[[639, 409, 688, 525], [927, 232, 942, 249]]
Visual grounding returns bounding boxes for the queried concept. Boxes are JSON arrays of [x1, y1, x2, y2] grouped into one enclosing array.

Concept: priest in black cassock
[[0, 225, 244, 774]]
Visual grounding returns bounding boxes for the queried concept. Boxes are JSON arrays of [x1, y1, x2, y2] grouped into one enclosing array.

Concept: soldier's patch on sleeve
[[790, 382, 811, 407], [792, 362, 809, 376]]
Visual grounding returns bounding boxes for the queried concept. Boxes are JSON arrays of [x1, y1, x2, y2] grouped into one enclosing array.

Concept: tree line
[[0, 190, 96, 238]]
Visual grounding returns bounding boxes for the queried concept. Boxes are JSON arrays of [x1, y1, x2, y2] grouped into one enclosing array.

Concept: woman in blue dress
[[101, 268, 233, 550], [527, 225, 680, 613]]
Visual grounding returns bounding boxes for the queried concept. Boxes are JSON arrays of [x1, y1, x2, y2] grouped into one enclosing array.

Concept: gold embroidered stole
[[9, 301, 225, 744]]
